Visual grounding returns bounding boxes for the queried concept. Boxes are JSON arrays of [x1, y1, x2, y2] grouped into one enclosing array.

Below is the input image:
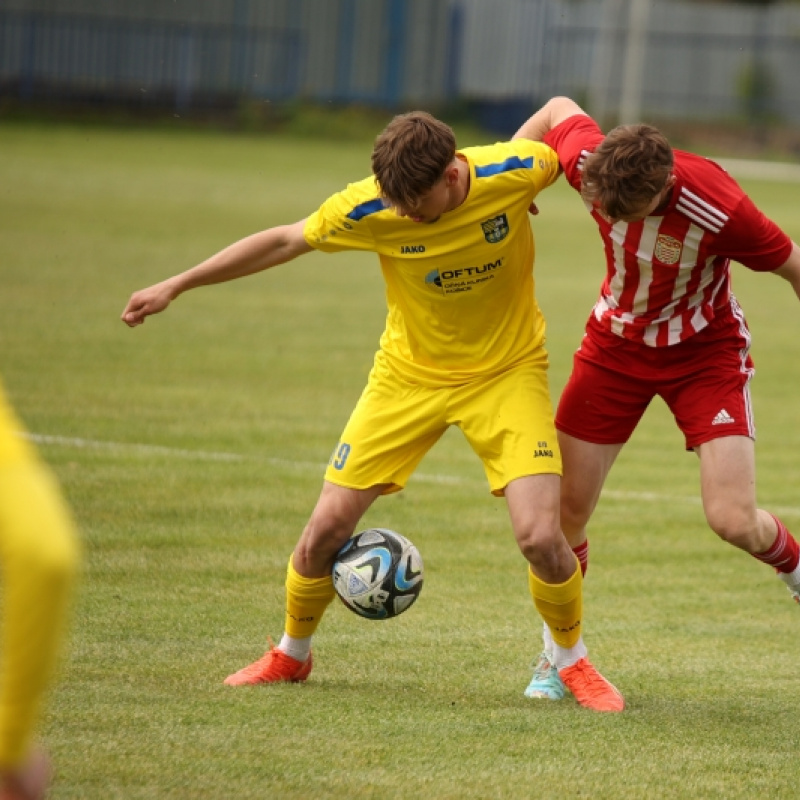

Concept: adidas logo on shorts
[[711, 409, 735, 425]]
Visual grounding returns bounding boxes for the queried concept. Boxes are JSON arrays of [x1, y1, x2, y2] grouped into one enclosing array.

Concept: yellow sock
[[284, 555, 336, 639], [527, 560, 582, 649]]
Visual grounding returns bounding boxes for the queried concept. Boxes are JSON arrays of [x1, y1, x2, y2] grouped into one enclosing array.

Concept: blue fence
[[0, 9, 304, 110], [2, 0, 800, 126], [0, 1, 456, 112]]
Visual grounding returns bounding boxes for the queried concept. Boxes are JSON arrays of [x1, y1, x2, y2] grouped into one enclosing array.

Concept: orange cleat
[[224, 644, 313, 686], [558, 658, 624, 712]]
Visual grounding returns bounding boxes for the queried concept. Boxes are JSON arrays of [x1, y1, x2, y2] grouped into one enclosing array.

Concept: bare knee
[[704, 503, 762, 552], [295, 509, 355, 570], [294, 484, 383, 576], [516, 521, 575, 583]]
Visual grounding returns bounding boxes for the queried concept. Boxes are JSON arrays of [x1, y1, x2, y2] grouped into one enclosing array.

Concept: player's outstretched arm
[[512, 96, 587, 142], [120, 219, 312, 327], [774, 241, 800, 303]]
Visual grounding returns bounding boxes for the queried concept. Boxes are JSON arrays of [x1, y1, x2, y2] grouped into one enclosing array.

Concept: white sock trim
[[278, 633, 312, 662], [552, 636, 588, 670], [778, 563, 800, 592]]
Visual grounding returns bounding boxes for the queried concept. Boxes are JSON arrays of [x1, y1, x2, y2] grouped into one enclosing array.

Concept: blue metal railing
[[0, 10, 304, 110]]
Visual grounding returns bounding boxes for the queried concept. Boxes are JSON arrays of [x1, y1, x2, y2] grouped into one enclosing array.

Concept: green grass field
[[2, 120, 800, 799]]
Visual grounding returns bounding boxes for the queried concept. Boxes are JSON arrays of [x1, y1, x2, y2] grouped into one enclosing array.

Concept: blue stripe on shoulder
[[347, 198, 387, 221], [475, 155, 534, 178]]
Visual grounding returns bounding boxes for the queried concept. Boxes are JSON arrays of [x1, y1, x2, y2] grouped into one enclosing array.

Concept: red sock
[[573, 540, 589, 576], [752, 514, 800, 573]]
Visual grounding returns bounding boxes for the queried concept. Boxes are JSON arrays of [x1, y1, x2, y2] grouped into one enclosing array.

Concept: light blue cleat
[[524, 651, 565, 700]]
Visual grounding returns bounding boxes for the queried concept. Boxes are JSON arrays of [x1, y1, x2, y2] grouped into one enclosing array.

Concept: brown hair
[[581, 124, 673, 219], [371, 111, 456, 209]]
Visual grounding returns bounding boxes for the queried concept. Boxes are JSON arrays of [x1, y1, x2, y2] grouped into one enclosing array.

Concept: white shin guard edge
[[778, 563, 800, 592]]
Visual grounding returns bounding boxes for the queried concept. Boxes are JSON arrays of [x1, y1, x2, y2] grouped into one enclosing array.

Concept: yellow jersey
[[303, 139, 560, 386]]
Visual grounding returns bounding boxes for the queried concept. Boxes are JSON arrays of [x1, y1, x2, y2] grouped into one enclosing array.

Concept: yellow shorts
[[324, 349, 561, 496]]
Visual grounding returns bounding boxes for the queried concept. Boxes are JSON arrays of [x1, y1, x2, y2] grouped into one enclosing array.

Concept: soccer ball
[[332, 528, 424, 620]]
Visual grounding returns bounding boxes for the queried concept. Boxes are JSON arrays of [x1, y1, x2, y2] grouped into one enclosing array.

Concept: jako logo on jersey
[[481, 213, 509, 243], [401, 245, 426, 254], [654, 234, 682, 265]]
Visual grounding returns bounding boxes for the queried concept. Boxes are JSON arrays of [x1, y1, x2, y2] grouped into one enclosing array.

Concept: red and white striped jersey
[[544, 115, 792, 347]]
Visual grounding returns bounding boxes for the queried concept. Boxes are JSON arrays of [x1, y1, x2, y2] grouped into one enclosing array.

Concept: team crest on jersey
[[654, 234, 682, 265], [481, 214, 509, 243]]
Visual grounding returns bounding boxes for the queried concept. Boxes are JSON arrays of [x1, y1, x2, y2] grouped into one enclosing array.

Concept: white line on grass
[[27, 432, 800, 516], [30, 433, 246, 461], [26, 433, 461, 483]]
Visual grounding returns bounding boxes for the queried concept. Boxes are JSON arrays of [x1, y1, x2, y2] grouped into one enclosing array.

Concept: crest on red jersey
[[654, 234, 682, 265]]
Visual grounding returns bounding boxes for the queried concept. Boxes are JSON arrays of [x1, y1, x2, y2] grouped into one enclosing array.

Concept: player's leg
[[696, 435, 800, 600], [279, 480, 387, 659], [524, 434, 623, 699], [555, 323, 652, 571], [225, 360, 448, 686], [558, 432, 623, 559], [224, 481, 385, 686], [293, 480, 388, 578], [457, 359, 623, 711], [525, 331, 648, 703], [668, 302, 800, 604], [505, 475, 623, 712], [453, 357, 573, 583], [505, 473, 583, 650], [505, 473, 576, 582]]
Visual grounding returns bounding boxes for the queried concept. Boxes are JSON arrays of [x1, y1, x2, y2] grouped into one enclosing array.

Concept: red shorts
[[556, 300, 756, 450]]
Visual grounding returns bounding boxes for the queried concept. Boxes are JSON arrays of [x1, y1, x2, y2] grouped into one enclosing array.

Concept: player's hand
[[0, 748, 52, 800], [120, 281, 176, 327], [528, 203, 540, 216]]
